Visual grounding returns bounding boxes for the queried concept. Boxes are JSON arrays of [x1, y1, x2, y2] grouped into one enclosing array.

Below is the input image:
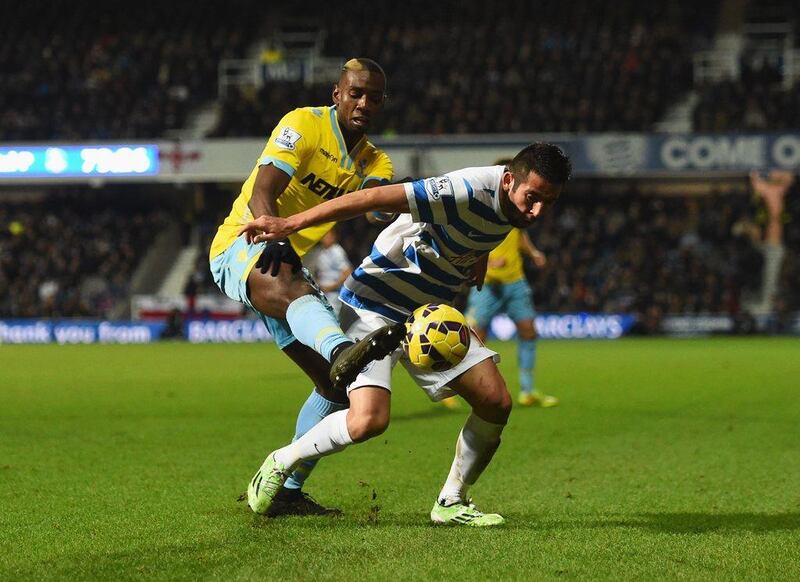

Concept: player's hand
[[255, 239, 302, 277], [237, 215, 294, 244], [531, 250, 547, 268], [470, 254, 489, 291], [750, 170, 795, 217]]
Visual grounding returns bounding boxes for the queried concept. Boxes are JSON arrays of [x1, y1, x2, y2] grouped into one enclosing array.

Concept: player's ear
[[332, 83, 341, 106], [502, 171, 514, 192]]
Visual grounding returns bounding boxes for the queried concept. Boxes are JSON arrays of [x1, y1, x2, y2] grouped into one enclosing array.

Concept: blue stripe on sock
[[285, 389, 348, 490]]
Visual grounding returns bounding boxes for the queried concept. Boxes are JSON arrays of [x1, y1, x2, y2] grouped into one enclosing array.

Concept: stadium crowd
[[0, 193, 167, 318], [0, 1, 254, 140], [2, 0, 717, 139], [213, 0, 716, 137]]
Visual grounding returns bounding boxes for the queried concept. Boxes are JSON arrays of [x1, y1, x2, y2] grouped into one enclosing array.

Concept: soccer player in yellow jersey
[[464, 227, 559, 408], [209, 58, 404, 515]]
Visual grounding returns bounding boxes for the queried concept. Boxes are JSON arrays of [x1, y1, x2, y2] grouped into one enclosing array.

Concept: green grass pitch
[[1, 338, 799, 580]]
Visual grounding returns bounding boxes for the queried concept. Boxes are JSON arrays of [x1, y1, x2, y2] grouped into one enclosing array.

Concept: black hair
[[339, 58, 388, 96], [508, 143, 572, 185]]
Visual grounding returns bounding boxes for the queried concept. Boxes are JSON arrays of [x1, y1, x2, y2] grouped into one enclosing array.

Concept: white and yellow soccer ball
[[403, 303, 471, 371]]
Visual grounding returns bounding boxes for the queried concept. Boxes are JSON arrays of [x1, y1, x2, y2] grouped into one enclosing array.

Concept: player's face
[[501, 170, 561, 228], [333, 71, 386, 134]]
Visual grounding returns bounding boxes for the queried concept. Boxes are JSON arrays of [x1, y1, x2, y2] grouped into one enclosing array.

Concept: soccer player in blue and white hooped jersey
[[238, 144, 571, 526]]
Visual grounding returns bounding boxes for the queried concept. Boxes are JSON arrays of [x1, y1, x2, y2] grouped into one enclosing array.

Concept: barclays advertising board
[[1, 315, 634, 344]]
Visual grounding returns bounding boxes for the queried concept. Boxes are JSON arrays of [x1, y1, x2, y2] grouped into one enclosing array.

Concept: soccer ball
[[403, 303, 471, 371]]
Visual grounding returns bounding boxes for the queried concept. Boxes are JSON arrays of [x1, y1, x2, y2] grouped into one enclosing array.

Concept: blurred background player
[[461, 226, 558, 408], [209, 58, 401, 516], [303, 227, 352, 316]]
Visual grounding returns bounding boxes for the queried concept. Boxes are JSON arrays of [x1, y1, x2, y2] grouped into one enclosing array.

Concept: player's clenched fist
[[237, 215, 294, 244]]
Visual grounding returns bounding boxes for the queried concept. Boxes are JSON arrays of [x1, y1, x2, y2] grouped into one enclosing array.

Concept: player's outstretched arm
[[238, 183, 410, 244], [520, 230, 547, 268]]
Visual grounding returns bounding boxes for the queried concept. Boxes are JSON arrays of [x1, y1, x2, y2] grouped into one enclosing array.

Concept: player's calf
[[346, 410, 389, 443], [344, 386, 391, 442]]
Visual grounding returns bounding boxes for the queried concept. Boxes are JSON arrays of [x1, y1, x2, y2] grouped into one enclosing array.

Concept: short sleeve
[[360, 151, 394, 188], [403, 175, 468, 225], [258, 109, 317, 178], [332, 245, 351, 270]]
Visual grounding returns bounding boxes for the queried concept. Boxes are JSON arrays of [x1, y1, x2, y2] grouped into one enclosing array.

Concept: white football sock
[[273, 409, 353, 468], [438, 413, 505, 506]]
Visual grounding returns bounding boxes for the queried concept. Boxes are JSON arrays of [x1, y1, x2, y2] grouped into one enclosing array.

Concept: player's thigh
[[448, 358, 512, 424], [466, 286, 502, 330], [209, 235, 315, 317], [281, 341, 346, 403], [247, 261, 317, 318], [346, 386, 392, 441]]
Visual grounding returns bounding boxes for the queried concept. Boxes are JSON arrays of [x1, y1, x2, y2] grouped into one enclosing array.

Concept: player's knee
[[516, 320, 537, 340], [285, 275, 315, 302], [347, 412, 389, 442], [474, 381, 512, 423], [492, 387, 513, 421]]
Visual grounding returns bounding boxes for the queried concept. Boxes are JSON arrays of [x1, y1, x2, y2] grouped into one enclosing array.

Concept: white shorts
[[338, 303, 500, 402]]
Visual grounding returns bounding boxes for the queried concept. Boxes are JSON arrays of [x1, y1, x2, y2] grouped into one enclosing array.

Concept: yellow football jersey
[[484, 229, 524, 284], [210, 105, 393, 259]]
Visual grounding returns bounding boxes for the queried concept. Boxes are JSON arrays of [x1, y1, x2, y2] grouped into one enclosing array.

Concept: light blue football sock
[[285, 295, 351, 362], [284, 389, 349, 490], [518, 338, 537, 394]]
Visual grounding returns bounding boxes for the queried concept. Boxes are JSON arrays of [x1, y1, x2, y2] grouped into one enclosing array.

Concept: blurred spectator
[[160, 308, 186, 340], [304, 228, 353, 316]]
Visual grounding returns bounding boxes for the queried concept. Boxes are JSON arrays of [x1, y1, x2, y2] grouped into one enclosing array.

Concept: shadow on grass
[[588, 512, 800, 534], [504, 512, 800, 534], [232, 499, 800, 534], [253, 509, 800, 534]]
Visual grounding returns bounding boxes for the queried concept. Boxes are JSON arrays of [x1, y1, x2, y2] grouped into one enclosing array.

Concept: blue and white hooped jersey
[[340, 165, 513, 322]]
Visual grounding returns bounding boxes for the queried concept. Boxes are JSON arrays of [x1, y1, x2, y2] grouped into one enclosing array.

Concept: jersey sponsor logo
[[299, 172, 351, 199], [275, 127, 302, 150], [319, 147, 338, 163], [448, 250, 483, 267], [425, 176, 454, 200]]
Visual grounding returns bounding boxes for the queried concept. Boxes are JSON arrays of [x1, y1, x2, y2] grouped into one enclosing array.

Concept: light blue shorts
[[466, 278, 536, 329], [209, 235, 330, 349]]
